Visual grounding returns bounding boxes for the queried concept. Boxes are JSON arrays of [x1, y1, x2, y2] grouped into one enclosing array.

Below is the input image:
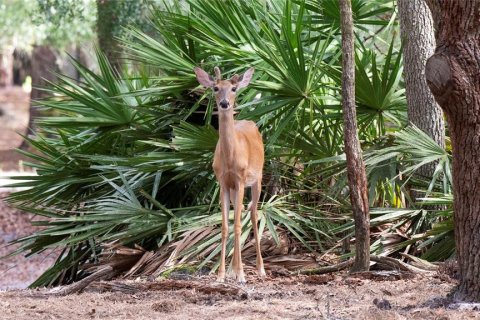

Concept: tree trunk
[[425, 0, 480, 302], [20, 45, 58, 149], [96, 0, 122, 72], [398, 0, 445, 193], [339, 0, 370, 272]]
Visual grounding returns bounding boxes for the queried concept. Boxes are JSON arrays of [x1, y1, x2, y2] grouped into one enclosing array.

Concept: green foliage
[[0, 0, 96, 49], [332, 126, 453, 260], [5, 0, 453, 286], [34, 0, 96, 47]]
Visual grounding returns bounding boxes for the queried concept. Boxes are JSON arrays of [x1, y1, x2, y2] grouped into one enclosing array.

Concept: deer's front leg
[[232, 184, 246, 284], [217, 187, 230, 282], [250, 179, 266, 278]]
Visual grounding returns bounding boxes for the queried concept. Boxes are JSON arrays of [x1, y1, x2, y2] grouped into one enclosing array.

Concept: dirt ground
[[0, 192, 57, 289], [0, 273, 479, 320]]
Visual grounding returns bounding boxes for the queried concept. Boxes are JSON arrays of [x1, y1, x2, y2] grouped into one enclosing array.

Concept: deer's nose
[[219, 100, 229, 109]]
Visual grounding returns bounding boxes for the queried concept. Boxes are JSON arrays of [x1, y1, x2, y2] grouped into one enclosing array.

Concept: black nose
[[219, 100, 229, 109]]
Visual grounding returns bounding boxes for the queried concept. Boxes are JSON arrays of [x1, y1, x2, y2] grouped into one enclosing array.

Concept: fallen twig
[[399, 253, 439, 271], [299, 254, 435, 276], [370, 255, 433, 274], [299, 259, 354, 275]]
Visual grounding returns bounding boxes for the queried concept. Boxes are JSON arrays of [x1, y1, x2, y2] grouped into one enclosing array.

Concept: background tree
[[397, 0, 445, 203], [425, 0, 480, 302], [340, 0, 370, 272], [17, 0, 96, 147], [0, 0, 37, 87], [96, 0, 147, 72]]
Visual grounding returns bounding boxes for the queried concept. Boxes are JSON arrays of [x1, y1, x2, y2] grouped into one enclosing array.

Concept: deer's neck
[[218, 110, 237, 163]]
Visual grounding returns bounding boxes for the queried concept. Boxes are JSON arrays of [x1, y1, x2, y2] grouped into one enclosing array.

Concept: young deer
[[194, 66, 265, 283]]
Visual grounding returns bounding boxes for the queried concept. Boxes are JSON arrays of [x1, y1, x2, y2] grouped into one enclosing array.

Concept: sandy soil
[[0, 273, 478, 320], [0, 192, 57, 289]]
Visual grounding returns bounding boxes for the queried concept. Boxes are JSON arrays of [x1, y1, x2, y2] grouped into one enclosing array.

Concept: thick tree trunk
[[425, 0, 480, 302], [339, 0, 370, 272], [398, 0, 445, 194]]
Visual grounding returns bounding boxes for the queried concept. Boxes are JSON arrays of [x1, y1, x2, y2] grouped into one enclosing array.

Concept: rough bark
[[425, 0, 480, 302], [398, 0, 445, 198], [339, 0, 370, 272]]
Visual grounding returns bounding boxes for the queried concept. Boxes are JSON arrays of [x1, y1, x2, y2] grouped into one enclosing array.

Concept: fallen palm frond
[[83, 226, 318, 281]]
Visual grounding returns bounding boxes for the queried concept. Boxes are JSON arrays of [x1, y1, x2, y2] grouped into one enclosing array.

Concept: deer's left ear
[[236, 67, 254, 89]]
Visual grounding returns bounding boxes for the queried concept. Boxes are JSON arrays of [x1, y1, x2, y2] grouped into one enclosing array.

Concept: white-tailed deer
[[194, 66, 265, 283]]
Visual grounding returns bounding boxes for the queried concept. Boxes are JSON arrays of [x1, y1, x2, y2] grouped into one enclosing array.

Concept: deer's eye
[[232, 87, 237, 92], [213, 87, 219, 92]]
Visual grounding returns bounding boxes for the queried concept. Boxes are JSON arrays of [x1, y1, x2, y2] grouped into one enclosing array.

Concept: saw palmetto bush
[[7, 0, 453, 287]]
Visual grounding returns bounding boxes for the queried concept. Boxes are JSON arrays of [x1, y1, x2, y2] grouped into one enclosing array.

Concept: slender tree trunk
[[425, 0, 480, 302], [398, 0, 445, 182], [339, 0, 370, 272]]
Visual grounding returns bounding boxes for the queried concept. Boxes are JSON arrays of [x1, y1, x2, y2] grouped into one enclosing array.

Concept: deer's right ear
[[194, 67, 215, 88]]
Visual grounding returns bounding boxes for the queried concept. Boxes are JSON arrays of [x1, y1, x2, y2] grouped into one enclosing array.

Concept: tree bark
[[398, 0, 445, 194], [96, 0, 122, 72], [20, 45, 58, 149], [339, 0, 370, 272], [425, 0, 480, 302]]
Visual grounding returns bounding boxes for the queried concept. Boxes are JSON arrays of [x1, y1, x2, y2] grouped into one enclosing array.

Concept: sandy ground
[[0, 273, 479, 319], [0, 192, 57, 289]]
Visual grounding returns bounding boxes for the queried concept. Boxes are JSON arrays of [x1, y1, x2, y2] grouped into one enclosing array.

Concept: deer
[[194, 66, 265, 284]]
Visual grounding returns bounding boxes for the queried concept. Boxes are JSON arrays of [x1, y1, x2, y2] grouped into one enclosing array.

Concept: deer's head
[[194, 66, 254, 111]]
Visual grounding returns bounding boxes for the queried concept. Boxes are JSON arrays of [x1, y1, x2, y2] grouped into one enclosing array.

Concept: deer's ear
[[194, 67, 215, 88], [237, 67, 254, 89]]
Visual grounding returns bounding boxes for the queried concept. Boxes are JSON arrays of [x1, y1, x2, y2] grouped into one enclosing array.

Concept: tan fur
[[195, 66, 265, 283]]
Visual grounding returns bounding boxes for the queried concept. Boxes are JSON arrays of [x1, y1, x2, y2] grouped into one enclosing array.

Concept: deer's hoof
[[236, 273, 247, 284], [217, 272, 226, 283], [258, 267, 266, 278]]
